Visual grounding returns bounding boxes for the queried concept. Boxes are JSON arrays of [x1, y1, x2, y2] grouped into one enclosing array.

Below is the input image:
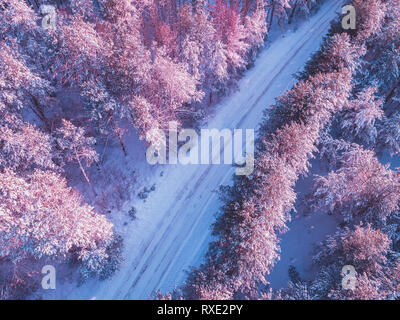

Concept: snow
[[267, 159, 340, 289], [41, 0, 344, 300]]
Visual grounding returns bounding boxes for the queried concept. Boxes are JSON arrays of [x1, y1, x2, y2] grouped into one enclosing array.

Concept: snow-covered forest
[[1, 0, 400, 300]]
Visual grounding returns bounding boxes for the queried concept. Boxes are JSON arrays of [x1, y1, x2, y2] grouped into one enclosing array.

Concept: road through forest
[[49, 0, 343, 300]]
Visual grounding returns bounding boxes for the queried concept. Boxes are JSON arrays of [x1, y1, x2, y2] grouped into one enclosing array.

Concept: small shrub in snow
[[138, 189, 149, 199], [128, 207, 137, 220], [288, 265, 302, 284], [79, 234, 123, 282]]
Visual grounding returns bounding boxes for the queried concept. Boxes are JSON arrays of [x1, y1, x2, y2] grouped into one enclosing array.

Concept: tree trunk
[[288, 0, 299, 25], [115, 130, 128, 157], [75, 150, 97, 197], [267, 2, 276, 34], [112, 119, 128, 157], [28, 93, 51, 131]]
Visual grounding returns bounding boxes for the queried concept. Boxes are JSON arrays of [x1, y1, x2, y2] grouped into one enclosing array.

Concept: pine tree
[[309, 146, 400, 222], [56, 119, 99, 196], [352, 0, 386, 43], [0, 114, 54, 171], [312, 224, 397, 300], [0, 169, 113, 264], [340, 87, 383, 146]]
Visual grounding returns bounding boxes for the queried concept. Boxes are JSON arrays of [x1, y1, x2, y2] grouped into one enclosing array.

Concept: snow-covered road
[[46, 0, 343, 300]]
